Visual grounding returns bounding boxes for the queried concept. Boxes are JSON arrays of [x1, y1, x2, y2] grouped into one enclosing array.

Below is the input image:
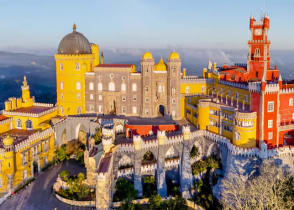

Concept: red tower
[[247, 16, 271, 80]]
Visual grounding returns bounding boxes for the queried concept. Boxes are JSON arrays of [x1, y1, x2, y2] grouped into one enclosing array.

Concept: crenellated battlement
[[248, 82, 261, 92]]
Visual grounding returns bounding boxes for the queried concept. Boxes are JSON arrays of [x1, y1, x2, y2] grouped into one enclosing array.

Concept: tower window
[[268, 132, 273, 140], [89, 82, 94, 90], [158, 85, 163, 93], [172, 98, 176, 104], [122, 106, 126, 114], [76, 82, 81, 90], [185, 86, 190, 94], [121, 83, 126, 92], [98, 105, 103, 113], [61, 93, 64, 100], [98, 95, 102, 101], [26, 120, 33, 130], [60, 106, 64, 115], [254, 48, 260, 57], [172, 88, 176, 95], [109, 73, 114, 79], [245, 95, 248, 102], [60, 82, 64, 90], [132, 106, 137, 114], [98, 83, 103, 91], [235, 132, 240, 141], [90, 94, 94, 100], [122, 96, 126, 102], [23, 170, 27, 180], [132, 83, 137, 92], [77, 107, 81, 114], [89, 105, 94, 112], [145, 86, 149, 92], [60, 63, 63, 71], [109, 82, 115, 91], [16, 119, 22, 129], [75, 63, 80, 70], [77, 93, 81, 100], [145, 97, 149, 103], [268, 120, 273, 128], [289, 98, 293, 107], [267, 101, 274, 112], [133, 95, 137, 101]]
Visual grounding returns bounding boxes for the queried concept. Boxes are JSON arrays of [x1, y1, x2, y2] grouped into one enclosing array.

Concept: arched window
[[289, 98, 293, 106], [60, 106, 64, 115], [109, 82, 115, 91], [98, 83, 103, 91], [26, 120, 32, 130], [76, 82, 81, 90], [121, 83, 126, 92], [132, 83, 137, 92], [77, 107, 81, 114], [75, 63, 80, 70], [60, 82, 63, 90], [16, 119, 22, 129], [89, 82, 94, 90], [254, 48, 260, 57], [185, 86, 190, 94], [235, 132, 240, 141]]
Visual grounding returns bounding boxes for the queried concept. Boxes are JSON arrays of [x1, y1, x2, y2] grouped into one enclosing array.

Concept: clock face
[[254, 29, 262, 36]]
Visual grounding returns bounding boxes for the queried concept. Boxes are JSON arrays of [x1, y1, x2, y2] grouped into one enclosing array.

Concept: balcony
[[280, 121, 294, 131]]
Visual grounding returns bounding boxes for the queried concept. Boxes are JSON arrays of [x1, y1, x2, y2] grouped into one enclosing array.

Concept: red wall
[[250, 92, 261, 145], [125, 124, 178, 138]]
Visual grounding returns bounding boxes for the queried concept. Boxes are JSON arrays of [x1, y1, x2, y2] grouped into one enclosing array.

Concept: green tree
[[190, 146, 199, 158], [93, 128, 102, 145], [149, 194, 162, 210], [113, 178, 137, 202], [59, 170, 69, 181], [54, 144, 67, 162], [143, 176, 157, 198]]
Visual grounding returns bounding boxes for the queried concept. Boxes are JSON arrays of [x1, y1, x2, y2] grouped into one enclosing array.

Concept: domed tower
[[141, 52, 155, 117], [3, 136, 15, 192], [55, 24, 100, 116], [167, 52, 181, 120]]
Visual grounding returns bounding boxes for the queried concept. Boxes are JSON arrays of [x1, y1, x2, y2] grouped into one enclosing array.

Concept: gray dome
[[57, 25, 92, 55]]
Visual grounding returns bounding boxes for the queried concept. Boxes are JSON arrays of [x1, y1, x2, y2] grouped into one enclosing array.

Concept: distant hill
[[0, 49, 293, 109]]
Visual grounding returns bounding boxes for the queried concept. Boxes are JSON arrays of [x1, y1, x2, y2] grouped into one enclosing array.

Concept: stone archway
[[118, 154, 133, 169], [142, 151, 156, 165], [158, 105, 165, 117], [207, 143, 219, 157], [61, 129, 67, 145], [165, 146, 180, 160], [75, 123, 88, 144]]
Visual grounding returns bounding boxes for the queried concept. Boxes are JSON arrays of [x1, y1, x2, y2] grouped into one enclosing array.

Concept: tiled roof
[[12, 106, 53, 114], [97, 154, 112, 173], [0, 115, 9, 122], [0, 129, 37, 148]]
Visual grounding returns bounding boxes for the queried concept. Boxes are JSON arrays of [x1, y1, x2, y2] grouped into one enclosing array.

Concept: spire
[[208, 60, 213, 70], [23, 76, 28, 87], [101, 50, 104, 64], [279, 74, 282, 81], [73, 23, 77, 32]]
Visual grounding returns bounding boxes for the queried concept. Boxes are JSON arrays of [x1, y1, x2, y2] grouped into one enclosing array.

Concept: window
[[145, 97, 149, 103], [44, 156, 48, 165], [185, 86, 190, 94], [76, 82, 81, 90], [44, 141, 47, 152], [235, 92, 239, 99], [75, 63, 80, 70], [145, 86, 149, 92], [121, 83, 126, 92], [16, 119, 22, 129], [172, 88, 176, 95], [268, 132, 273, 140], [98, 95, 102, 101], [109, 82, 115, 91], [235, 132, 240, 141], [98, 105, 103, 113], [245, 95, 249, 102], [255, 48, 260, 57], [77, 93, 81, 100], [23, 170, 27, 180], [90, 94, 94, 100], [122, 96, 126, 101], [132, 106, 137, 114], [98, 83, 103, 91], [60, 82, 64, 90], [60, 63, 63, 71], [158, 85, 163, 93], [172, 98, 176, 104], [289, 98, 293, 106], [202, 86, 205, 93], [227, 90, 231, 97], [89, 82, 94, 90], [61, 93, 64, 100], [268, 120, 273, 128], [122, 106, 126, 114], [122, 76, 126, 80], [267, 101, 274, 112], [60, 106, 64, 115], [133, 95, 137, 101], [26, 120, 32, 130], [89, 105, 94, 111], [22, 153, 27, 165], [77, 107, 81, 114], [109, 73, 114, 79], [292, 113, 294, 120], [172, 110, 176, 117], [145, 109, 149, 115], [132, 83, 137, 92]]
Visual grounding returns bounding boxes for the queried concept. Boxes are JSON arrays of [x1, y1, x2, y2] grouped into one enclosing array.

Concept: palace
[[1, 14, 294, 202], [0, 77, 57, 193]]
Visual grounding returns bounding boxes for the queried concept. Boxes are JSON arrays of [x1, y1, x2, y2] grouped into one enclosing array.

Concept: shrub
[[60, 170, 69, 181], [93, 128, 102, 145], [113, 178, 137, 202], [190, 146, 199, 158], [54, 144, 68, 163], [143, 176, 157, 198]]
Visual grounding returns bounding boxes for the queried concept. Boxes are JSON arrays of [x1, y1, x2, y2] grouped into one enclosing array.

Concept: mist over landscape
[[0, 48, 293, 109]]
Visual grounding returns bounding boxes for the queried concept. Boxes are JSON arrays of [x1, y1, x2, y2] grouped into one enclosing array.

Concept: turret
[[91, 43, 100, 67], [157, 130, 166, 145], [3, 136, 15, 189], [182, 125, 191, 141], [21, 76, 33, 107]]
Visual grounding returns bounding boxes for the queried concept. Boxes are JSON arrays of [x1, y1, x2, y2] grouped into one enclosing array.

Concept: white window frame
[[121, 83, 126, 92], [132, 106, 137, 114], [289, 98, 293, 107], [267, 101, 274, 113], [98, 95, 102, 101], [60, 82, 64, 90], [77, 93, 81, 100], [268, 120, 273, 128], [98, 105, 103, 113], [98, 83, 103, 91], [185, 86, 190, 94], [76, 82, 81, 90], [122, 106, 126, 114], [90, 94, 94, 100], [122, 96, 126, 102], [16, 119, 22, 129], [109, 82, 115, 91], [235, 132, 240, 141], [268, 132, 273, 140], [75, 63, 80, 71], [132, 83, 137, 92], [89, 104, 94, 112], [60, 106, 64, 115], [292, 113, 294, 120], [77, 107, 81, 114], [89, 82, 94, 90], [60, 63, 63, 71]]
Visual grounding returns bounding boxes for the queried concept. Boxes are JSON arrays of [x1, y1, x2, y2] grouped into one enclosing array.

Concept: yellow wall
[[233, 117, 256, 148], [55, 53, 96, 116], [0, 120, 11, 133]]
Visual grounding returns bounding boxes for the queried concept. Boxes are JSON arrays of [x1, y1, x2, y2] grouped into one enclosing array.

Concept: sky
[[0, 0, 294, 52]]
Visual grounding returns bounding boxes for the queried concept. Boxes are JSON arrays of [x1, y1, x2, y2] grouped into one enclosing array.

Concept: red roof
[[96, 64, 133, 68], [0, 115, 9, 122], [12, 106, 53, 114], [97, 154, 112, 173], [0, 129, 38, 148]]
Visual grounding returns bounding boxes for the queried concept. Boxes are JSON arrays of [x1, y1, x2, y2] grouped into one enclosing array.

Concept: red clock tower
[[247, 16, 271, 80]]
